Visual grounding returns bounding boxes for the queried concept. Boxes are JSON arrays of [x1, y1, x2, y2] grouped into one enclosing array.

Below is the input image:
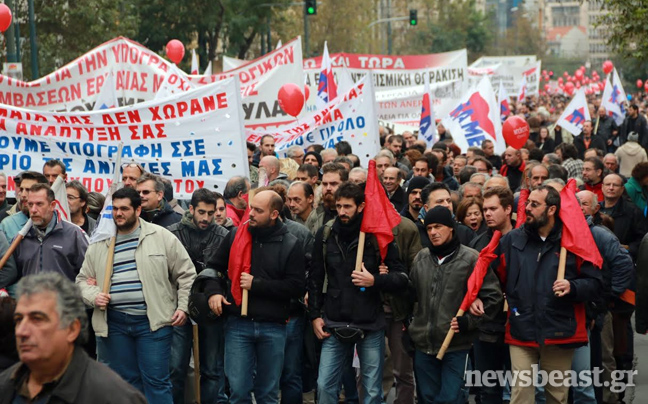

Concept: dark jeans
[[473, 338, 511, 404], [280, 316, 305, 404], [414, 349, 469, 404], [169, 321, 227, 404], [97, 309, 173, 404], [224, 316, 287, 404]]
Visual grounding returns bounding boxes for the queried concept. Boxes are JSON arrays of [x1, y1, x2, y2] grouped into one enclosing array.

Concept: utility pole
[[303, 6, 310, 57], [4, 0, 17, 63], [387, 0, 392, 55], [28, 0, 39, 79]]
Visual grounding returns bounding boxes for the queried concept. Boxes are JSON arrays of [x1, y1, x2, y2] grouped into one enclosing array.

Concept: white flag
[[203, 61, 212, 76], [556, 88, 591, 136], [419, 73, 436, 148], [190, 49, 199, 75], [601, 68, 627, 126], [498, 80, 511, 122], [89, 144, 124, 244], [93, 72, 119, 110], [51, 176, 71, 222], [517, 75, 527, 104]]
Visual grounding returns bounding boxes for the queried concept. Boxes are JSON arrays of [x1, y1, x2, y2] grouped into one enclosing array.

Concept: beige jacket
[[76, 219, 196, 337]]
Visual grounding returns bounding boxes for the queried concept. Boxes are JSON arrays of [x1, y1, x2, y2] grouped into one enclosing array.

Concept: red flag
[[460, 231, 502, 312], [228, 206, 251, 306], [361, 160, 401, 260], [559, 179, 603, 268], [516, 189, 529, 228]]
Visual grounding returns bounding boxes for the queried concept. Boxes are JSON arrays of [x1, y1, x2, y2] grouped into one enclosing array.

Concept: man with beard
[[287, 182, 315, 225], [468, 187, 514, 404], [408, 206, 501, 404], [213, 192, 234, 230], [496, 185, 602, 403], [306, 163, 348, 235], [500, 147, 525, 191], [167, 189, 230, 404], [135, 173, 181, 228], [401, 176, 430, 222], [13, 183, 88, 283], [308, 182, 408, 404], [76, 187, 196, 404], [580, 157, 605, 200], [203, 190, 305, 404], [619, 104, 648, 147]]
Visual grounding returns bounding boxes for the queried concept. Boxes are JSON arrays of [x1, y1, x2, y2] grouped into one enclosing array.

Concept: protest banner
[[0, 77, 249, 199], [246, 75, 380, 166], [469, 58, 541, 97], [0, 37, 304, 128]]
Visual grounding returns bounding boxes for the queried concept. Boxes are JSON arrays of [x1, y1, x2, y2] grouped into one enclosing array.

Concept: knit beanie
[[407, 176, 431, 195], [423, 206, 455, 228]]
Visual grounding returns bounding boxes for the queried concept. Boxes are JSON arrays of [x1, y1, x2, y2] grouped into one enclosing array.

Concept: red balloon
[[575, 70, 584, 80], [277, 83, 305, 117], [638, 79, 644, 89], [576, 82, 581, 89], [303, 85, 310, 101], [503, 116, 530, 149], [599, 82, 605, 91], [602, 60, 614, 75], [544, 84, 550, 91], [0, 5, 11, 33], [549, 71, 554, 76], [563, 71, 569, 77], [565, 82, 575, 95], [165, 40, 185, 64], [645, 82, 648, 92], [558, 77, 564, 84]]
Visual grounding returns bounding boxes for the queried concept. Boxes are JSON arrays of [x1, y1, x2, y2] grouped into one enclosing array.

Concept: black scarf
[[333, 212, 363, 243], [249, 219, 282, 240], [427, 229, 460, 259]]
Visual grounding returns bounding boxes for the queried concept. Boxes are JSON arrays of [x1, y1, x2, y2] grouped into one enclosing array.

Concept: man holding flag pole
[[308, 162, 408, 404]]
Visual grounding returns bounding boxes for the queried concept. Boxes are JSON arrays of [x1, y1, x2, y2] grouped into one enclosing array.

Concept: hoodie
[[615, 142, 648, 177]]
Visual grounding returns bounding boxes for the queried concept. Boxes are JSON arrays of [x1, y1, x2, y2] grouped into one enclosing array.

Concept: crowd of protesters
[[1, 92, 648, 404]]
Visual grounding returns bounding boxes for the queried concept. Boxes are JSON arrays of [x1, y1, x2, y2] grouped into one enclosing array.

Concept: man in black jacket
[[308, 182, 408, 404], [468, 186, 514, 404], [574, 121, 607, 160], [167, 189, 230, 404], [204, 190, 305, 404], [599, 173, 648, 260], [619, 104, 648, 147], [0, 272, 145, 404], [135, 173, 181, 228]]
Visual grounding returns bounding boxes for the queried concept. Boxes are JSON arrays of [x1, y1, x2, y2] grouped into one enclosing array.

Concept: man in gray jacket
[[408, 206, 502, 404], [12, 183, 88, 283]]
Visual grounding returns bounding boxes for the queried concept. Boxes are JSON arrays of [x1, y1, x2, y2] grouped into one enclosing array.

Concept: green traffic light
[[410, 19, 416, 25], [307, 6, 315, 14]]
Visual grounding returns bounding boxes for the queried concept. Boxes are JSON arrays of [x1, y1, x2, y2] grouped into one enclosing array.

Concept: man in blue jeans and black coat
[[308, 182, 409, 404]]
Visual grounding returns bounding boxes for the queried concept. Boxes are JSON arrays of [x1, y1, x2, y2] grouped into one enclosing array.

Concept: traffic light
[[305, 0, 317, 15], [409, 9, 418, 26]]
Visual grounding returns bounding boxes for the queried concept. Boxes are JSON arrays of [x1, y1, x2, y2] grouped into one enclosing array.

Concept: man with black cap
[[401, 176, 430, 223], [408, 206, 502, 404]]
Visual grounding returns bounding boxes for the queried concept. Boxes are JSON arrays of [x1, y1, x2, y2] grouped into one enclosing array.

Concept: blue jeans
[[224, 316, 287, 404], [571, 334, 596, 404], [169, 321, 227, 404], [97, 309, 173, 404], [414, 349, 468, 404], [280, 316, 305, 404], [317, 329, 385, 404]]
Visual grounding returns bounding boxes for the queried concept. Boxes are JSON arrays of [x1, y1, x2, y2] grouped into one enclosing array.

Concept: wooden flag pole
[[100, 236, 117, 310], [436, 308, 465, 360], [354, 232, 366, 272], [192, 324, 201, 404], [241, 190, 256, 317], [0, 233, 25, 270], [594, 116, 600, 135], [555, 247, 567, 296]]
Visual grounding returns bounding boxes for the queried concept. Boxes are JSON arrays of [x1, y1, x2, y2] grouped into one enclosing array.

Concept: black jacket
[[537, 137, 555, 153], [441, 166, 459, 191], [497, 223, 602, 347], [167, 211, 229, 273], [203, 220, 305, 323], [573, 134, 607, 159], [308, 216, 409, 331], [619, 114, 648, 148], [636, 233, 648, 333], [0, 348, 146, 404], [140, 199, 182, 228], [388, 186, 407, 213], [469, 229, 508, 341], [599, 197, 648, 260]]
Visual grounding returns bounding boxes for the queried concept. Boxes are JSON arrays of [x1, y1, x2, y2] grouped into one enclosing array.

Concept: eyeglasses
[[67, 195, 81, 201], [138, 190, 153, 195], [524, 200, 545, 209]]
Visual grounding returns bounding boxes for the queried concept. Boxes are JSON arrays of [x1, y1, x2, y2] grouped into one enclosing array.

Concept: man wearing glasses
[[135, 173, 181, 228], [66, 180, 96, 235]]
